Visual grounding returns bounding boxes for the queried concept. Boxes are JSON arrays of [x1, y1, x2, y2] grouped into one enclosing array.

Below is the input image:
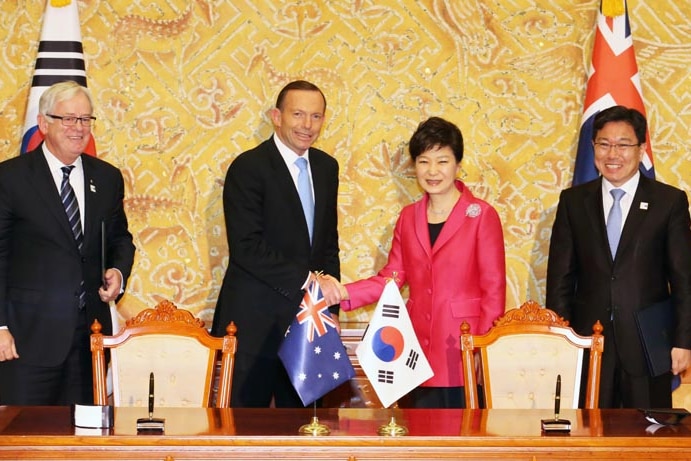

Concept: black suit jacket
[[211, 137, 340, 360], [0, 146, 135, 366], [546, 175, 691, 377]]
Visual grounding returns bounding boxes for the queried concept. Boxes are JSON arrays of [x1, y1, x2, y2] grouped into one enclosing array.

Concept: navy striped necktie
[[60, 166, 85, 308], [60, 166, 83, 249]]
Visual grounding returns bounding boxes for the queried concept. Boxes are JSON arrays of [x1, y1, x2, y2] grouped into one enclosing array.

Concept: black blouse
[[428, 221, 445, 247]]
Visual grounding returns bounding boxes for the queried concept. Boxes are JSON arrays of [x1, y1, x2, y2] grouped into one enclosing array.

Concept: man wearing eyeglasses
[[0, 81, 135, 405], [546, 105, 691, 409]]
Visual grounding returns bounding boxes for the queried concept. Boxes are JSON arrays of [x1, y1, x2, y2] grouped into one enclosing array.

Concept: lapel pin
[[640, 202, 648, 210], [90, 181, 96, 193], [465, 204, 481, 218]]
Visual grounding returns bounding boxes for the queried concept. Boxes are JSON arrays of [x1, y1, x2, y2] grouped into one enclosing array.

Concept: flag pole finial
[[385, 271, 400, 284], [601, 0, 625, 18]]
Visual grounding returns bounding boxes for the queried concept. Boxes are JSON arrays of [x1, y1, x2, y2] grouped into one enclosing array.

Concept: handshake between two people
[[308, 272, 349, 307]]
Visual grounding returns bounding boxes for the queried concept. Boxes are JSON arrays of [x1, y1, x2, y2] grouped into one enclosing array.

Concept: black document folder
[[635, 299, 673, 377]]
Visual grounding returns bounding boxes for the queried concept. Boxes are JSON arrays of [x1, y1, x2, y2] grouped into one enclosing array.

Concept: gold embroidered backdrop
[[0, 0, 689, 325]]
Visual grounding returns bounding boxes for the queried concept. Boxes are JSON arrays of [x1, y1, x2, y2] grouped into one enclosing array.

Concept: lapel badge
[[90, 180, 96, 193], [640, 202, 648, 210], [465, 204, 481, 218]]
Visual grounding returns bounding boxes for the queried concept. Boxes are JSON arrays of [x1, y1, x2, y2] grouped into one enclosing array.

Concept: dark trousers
[[0, 312, 93, 406], [230, 351, 304, 408], [582, 341, 672, 409], [407, 386, 467, 409]]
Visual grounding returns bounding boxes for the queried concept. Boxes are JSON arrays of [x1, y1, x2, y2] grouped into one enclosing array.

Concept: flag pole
[[279, 278, 354, 435], [298, 401, 330, 436], [373, 273, 408, 435], [377, 400, 408, 436]]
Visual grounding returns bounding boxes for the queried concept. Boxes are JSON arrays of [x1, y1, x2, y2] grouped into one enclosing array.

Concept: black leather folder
[[634, 299, 673, 377]]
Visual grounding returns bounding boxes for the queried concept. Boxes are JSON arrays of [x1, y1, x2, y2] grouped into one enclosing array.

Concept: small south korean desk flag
[[356, 280, 433, 408]]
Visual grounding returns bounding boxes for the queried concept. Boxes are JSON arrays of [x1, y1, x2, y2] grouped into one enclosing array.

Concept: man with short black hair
[[546, 105, 691, 408]]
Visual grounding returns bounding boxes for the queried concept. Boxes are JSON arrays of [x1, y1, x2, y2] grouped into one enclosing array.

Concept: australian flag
[[278, 280, 355, 406], [573, 0, 653, 185]]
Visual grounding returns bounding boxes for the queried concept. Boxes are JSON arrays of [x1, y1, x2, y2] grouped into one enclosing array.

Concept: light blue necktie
[[295, 157, 314, 242], [606, 189, 625, 258]]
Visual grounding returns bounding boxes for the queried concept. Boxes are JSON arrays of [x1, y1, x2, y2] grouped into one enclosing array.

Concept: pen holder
[[541, 418, 571, 432], [136, 417, 165, 433]]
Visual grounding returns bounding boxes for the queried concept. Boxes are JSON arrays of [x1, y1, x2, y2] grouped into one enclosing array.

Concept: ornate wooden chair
[[91, 300, 237, 408], [460, 300, 603, 409]]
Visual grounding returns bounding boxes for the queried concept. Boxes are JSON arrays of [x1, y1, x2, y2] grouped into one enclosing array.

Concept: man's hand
[[98, 268, 123, 303], [0, 329, 19, 362], [671, 347, 691, 375], [316, 273, 343, 306]]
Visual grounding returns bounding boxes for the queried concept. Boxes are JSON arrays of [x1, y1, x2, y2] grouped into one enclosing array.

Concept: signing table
[[0, 406, 690, 460]]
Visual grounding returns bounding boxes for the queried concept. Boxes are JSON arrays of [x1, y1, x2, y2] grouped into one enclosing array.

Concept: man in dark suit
[[546, 105, 691, 408], [211, 80, 342, 407], [0, 81, 135, 405]]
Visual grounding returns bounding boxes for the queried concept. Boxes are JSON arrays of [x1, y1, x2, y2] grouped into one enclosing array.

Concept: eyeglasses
[[47, 114, 96, 127], [593, 142, 640, 153]]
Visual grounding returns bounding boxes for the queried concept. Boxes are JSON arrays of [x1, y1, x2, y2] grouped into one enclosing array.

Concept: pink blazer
[[343, 180, 506, 387]]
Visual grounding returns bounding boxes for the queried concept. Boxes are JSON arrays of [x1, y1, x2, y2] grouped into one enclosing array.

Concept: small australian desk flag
[[278, 280, 355, 406]]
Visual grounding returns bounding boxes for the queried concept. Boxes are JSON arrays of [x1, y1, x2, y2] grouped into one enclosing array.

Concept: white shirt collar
[[273, 133, 309, 166], [42, 144, 83, 172], [602, 171, 640, 198]]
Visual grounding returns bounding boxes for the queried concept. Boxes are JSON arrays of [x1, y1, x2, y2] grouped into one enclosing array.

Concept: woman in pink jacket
[[339, 117, 506, 408]]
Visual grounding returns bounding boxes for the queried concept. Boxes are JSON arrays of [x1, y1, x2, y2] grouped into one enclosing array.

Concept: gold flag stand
[[299, 416, 331, 436], [299, 403, 330, 436], [377, 401, 408, 436]]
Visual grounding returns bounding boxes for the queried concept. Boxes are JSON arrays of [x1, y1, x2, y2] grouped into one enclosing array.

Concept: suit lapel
[[306, 149, 334, 249], [431, 185, 468, 255], [413, 183, 467, 258], [413, 199, 433, 260], [580, 179, 612, 261], [617, 176, 651, 259], [82, 155, 98, 248], [27, 150, 79, 248], [267, 142, 310, 244]]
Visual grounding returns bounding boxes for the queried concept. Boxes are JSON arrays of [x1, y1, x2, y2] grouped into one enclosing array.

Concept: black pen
[[148, 372, 154, 420], [554, 374, 561, 420]]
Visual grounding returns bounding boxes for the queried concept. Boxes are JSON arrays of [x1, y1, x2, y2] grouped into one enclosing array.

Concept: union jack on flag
[[572, 0, 653, 186], [278, 280, 355, 406], [295, 280, 335, 342]]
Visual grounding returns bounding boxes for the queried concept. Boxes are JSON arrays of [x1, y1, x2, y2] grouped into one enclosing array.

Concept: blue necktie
[[61, 166, 85, 308], [606, 188, 625, 258], [295, 157, 314, 242]]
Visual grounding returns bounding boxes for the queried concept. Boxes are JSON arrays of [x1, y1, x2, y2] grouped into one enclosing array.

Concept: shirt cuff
[[112, 268, 125, 294], [301, 272, 312, 290]]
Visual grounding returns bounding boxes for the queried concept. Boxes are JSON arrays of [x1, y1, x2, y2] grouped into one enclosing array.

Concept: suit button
[[81, 257, 87, 263], [611, 275, 616, 281]]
